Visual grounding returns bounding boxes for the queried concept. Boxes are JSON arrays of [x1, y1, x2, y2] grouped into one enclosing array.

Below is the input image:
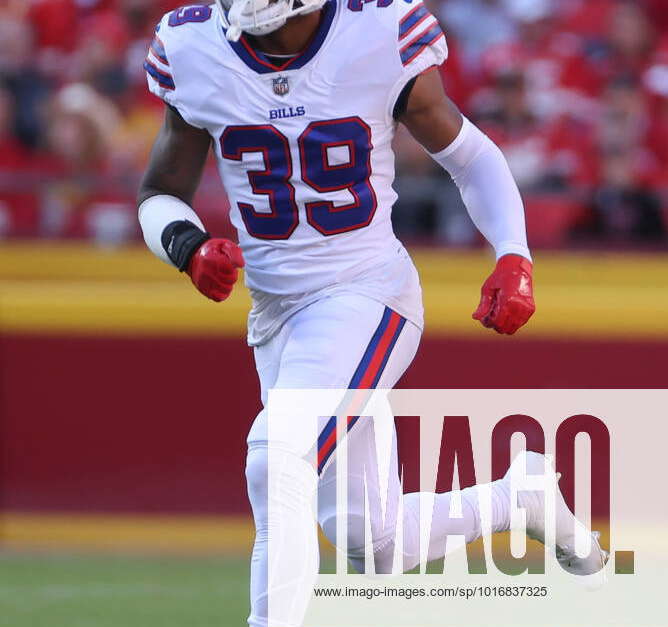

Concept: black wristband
[[161, 220, 211, 271]]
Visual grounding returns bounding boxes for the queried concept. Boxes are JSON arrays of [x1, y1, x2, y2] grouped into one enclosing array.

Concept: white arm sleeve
[[138, 194, 206, 266], [428, 117, 531, 261]]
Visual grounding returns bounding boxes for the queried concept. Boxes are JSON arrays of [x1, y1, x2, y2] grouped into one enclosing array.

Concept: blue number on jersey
[[221, 126, 299, 240], [299, 117, 377, 235], [221, 119, 378, 239], [168, 5, 213, 27], [348, 0, 393, 11]]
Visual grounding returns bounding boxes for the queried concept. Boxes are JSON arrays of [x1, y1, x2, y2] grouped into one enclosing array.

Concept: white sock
[[246, 446, 319, 627], [395, 480, 511, 572]]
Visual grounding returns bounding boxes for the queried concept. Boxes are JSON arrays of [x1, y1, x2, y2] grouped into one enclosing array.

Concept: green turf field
[[0, 553, 249, 627]]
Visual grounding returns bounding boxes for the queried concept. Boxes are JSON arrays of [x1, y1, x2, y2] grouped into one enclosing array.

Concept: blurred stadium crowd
[[0, 0, 666, 247]]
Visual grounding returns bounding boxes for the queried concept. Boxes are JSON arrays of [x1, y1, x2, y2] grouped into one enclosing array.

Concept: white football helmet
[[216, 0, 328, 42]]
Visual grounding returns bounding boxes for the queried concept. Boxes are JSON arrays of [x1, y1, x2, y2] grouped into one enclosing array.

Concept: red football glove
[[472, 254, 535, 335], [187, 238, 244, 302]]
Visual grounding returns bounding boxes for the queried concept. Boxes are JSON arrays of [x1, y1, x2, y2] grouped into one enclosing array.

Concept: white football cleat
[[505, 451, 609, 580]]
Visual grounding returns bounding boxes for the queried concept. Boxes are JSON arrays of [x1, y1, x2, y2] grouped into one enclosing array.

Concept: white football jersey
[[145, 0, 447, 343]]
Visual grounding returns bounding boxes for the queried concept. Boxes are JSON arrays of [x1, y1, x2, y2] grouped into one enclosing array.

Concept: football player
[[138, 1, 605, 625]]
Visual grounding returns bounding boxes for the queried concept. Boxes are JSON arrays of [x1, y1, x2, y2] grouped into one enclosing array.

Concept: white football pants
[[245, 293, 510, 627]]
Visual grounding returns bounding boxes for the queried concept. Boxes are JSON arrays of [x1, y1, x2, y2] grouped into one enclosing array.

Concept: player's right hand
[[187, 238, 244, 302]]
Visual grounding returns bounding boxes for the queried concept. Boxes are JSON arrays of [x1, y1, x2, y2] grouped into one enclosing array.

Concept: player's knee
[[319, 507, 394, 574], [247, 446, 318, 516], [246, 447, 269, 525], [319, 510, 365, 558], [345, 513, 370, 560]]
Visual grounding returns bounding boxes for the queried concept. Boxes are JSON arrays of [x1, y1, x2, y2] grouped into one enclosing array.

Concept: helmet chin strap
[[225, 23, 243, 41], [226, 24, 243, 41], [222, 0, 327, 42], [225, 0, 290, 41]]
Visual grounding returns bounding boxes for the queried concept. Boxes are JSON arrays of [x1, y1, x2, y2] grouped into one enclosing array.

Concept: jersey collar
[[226, 0, 336, 74]]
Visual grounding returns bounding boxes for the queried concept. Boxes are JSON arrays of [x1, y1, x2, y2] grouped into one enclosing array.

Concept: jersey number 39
[[221, 117, 377, 239]]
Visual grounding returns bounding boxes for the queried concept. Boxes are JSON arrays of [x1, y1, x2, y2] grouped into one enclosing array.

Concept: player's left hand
[[472, 254, 535, 335], [187, 238, 245, 302]]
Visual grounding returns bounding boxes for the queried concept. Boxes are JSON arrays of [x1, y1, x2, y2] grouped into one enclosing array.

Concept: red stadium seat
[[524, 195, 588, 247]]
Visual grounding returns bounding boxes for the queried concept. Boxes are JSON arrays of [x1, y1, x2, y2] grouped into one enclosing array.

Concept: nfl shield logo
[[272, 76, 290, 96]]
